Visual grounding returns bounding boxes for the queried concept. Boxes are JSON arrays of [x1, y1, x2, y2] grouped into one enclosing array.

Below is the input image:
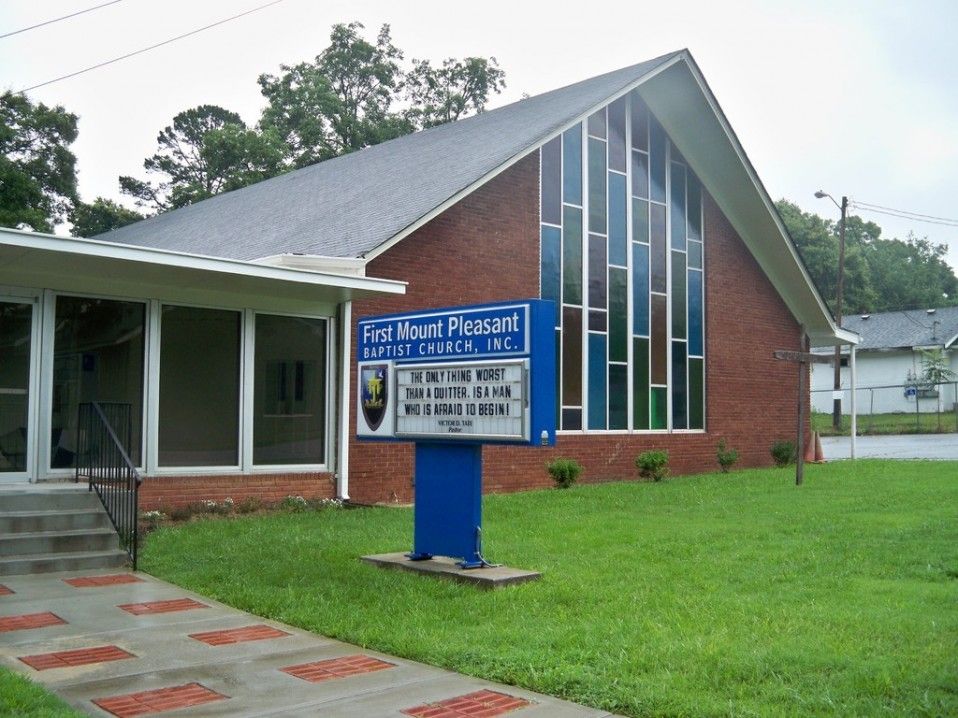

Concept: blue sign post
[[356, 299, 556, 568]]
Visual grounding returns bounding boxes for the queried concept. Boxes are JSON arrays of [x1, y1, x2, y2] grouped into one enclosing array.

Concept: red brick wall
[[139, 472, 334, 511], [347, 149, 808, 505]]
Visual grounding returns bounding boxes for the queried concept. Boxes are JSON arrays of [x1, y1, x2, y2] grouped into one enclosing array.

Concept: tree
[[0, 91, 78, 232], [404, 56, 506, 129], [120, 105, 283, 212], [259, 22, 410, 167], [863, 233, 958, 312], [70, 197, 143, 237]]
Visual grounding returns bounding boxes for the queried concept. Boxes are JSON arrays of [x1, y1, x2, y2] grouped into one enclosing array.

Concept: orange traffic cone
[[814, 431, 825, 463]]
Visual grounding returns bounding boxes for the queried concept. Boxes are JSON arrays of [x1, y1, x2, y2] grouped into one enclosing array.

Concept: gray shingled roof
[[838, 307, 958, 350], [97, 52, 680, 260]]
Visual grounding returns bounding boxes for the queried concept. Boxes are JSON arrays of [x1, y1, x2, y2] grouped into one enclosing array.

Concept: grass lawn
[[812, 410, 958, 436], [0, 666, 84, 717], [141, 460, 957, 717]]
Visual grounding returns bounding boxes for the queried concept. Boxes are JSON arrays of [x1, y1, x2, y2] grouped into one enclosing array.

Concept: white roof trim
[[0, 227, 404, 295]]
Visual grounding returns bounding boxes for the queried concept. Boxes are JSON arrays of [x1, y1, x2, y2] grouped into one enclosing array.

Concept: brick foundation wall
[[347, 148, 808, 505], [139, 472, 335, 511]]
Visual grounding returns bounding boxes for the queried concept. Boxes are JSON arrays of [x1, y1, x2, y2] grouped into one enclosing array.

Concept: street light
[[815, 190, 849, 431]]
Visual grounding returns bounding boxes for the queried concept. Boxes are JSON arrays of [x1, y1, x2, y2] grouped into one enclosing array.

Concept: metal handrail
[[75, 402, 142, 569]]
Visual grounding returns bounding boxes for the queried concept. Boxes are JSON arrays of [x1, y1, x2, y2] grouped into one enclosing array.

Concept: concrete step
[[0, 548, 129, 576], [0, 508, 111, 533], [0, 527, 120, 557], [0, 488, 101, 512]]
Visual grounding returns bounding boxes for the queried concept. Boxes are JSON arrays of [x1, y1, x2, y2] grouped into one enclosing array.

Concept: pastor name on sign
[[358, 304, 529, 362], [395, 360, 528, 441]]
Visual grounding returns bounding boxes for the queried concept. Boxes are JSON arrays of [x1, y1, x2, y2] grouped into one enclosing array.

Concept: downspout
[[336, 300, 352, 500], [849, 343, 857, 459]]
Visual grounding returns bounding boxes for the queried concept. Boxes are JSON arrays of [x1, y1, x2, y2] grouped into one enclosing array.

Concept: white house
[[812, 307, 958, 415]]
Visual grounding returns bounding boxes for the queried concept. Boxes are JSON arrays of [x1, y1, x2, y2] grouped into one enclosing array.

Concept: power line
[[851, 204, 958, 229], [852, 200, 958, 225], [17, 0, 284, 93], [0, 0, 124, 40]]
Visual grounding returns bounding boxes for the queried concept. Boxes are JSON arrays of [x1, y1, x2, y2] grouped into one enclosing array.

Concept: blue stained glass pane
[[631, 150, 649, 199], [670, 162, 686, 250], [540, 137, 561, 225], [632, 242, 649, 336], [649, 117, 667, 204], [689, 269, 704, 356], [608, 96, 627, 172], [540, 225, 561, 327], [588, 109, 607, 139], [630, 91, 649, 152], [588, 333, 607, 430], [563, 124, 582, 205], [588, 138, 607, 233], [608, 172, 627, 266], [687, 172, 702, 240]]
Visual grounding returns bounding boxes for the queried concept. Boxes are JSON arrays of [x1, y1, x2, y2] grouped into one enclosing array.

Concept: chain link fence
[[811, 382, 958, 436]]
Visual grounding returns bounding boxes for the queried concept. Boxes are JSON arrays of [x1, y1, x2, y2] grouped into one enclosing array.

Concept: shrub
[[140, 510, 166, 530], [716, 439, 739, 473], [236, 496, 262, 514], [279, 495, 309, 512], [771, 440, 796, 467], [635, 450, 669, 482], [312, 497, 344, 510], [547, 458, 583, 489], [169, 504, 195, 522]]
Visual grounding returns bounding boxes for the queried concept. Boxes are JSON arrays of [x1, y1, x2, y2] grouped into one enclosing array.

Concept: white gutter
[[253, 253, 367, 277]]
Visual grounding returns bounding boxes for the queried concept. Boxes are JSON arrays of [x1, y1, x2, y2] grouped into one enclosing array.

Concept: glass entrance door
[[0, 299, 36, 481]]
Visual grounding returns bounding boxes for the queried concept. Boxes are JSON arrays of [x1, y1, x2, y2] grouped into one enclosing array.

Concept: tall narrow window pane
[[608, 172, 627, 266], [587, 333, 607, 430], [588, 234, 607, 310], [650, 204, 667, 293], [649, 118, 667, 204], [563, 124, 582, 205], [689, 358, 704, 429], [672, 251, 687, 340], [254, 314, 327, 465], [630, 91, 649, 151], [633, 337, 649, 430], [687, 173, 702, 241], [52, 297, 144, 468], [651, 294, 667, 385], [632, 242, 649, 336], [672, 341, 688, 429], [631, 151, 649, 200], [651, 387, 667, 430], [541, 225, 561, 326], [554, 328, 561, 427], [609, 364, 627, 430], [588, 109, 606, 138], [0, 302, 33, 473], [609, 267, 628, 362], [689, 269, 704, 357], [608, 96, 627, 172], [670, 162, 687, 250], [588, 137, 607, 233], [688, 240, 703, 270], [159, 306, 240, 466], [632, 198, 649, 244], [540, 137, 561, 225], [562, 205, 583, 305], [562, 306, 582, 406]]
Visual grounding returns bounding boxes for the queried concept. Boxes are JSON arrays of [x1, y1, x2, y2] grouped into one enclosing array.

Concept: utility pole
[[815, 191, 849, 431]]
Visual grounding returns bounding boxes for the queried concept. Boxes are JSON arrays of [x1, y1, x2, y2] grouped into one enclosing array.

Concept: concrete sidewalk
[[1, 569, 616, 717], [821, 433, 958, 460]]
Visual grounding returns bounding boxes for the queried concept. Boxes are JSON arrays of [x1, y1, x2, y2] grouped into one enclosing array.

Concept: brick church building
[[0, 50, 854, 506]]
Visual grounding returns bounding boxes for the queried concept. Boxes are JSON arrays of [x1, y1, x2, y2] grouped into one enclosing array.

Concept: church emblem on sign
[[361, 364, 388, 430]]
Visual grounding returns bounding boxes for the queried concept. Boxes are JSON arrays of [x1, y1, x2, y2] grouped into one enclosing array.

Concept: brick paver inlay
[[402, 689, 532, 717], [20, 645, 134, 671], [0, 584, 13, 596], [189, 624, 290, 645], [281, 654, 395, 682], [0, 611, 66, 633], [93, 682, 226, 717], [64, 574, 144, 588], [117, 598, 208, 615]]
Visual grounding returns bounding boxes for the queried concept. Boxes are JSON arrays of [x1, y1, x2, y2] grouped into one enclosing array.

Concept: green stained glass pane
[[689, 357, 704, 429], [670, 162, 686, 250], [588, 233, 606, 310], [563, 124, 582, 205], [562, 306, 582, 405], [540, 225, 561, 326], [609, 267, 628, 362], [541, 137, 561, 225], [651, 386, 667, 430], [650, 203, 667, 293], [588, 137, 607, 233], [672, 251, 687, 340], [633, 337, 649, 430], [688, 239, 703, 269], [672, 341, 688, 430], [632, 198, 649, 244], [609, 364, 627, 429], [562, 205, 582, 305], [651, 294, 667, 385]]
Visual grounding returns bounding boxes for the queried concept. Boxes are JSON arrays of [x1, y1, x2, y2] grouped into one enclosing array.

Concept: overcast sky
[[2, 0, 956, 270]]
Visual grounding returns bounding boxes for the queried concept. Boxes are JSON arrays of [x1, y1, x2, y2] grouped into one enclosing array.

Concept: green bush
[[236, 496, 262, 514], [770, 440, 796, 467], [635, 450, 669, 481], [547, 458, 582, 489], [716, 439, 739, 473]]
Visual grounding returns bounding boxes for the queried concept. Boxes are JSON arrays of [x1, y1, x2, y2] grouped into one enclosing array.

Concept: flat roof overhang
[[0, 227, 405, 312]]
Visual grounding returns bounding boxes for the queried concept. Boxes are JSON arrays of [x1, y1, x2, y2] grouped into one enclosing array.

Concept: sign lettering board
[[356, 300, 554, 446]]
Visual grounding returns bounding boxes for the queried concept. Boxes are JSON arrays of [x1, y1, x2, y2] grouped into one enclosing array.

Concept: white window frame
[[0, 289, 42, 483]]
